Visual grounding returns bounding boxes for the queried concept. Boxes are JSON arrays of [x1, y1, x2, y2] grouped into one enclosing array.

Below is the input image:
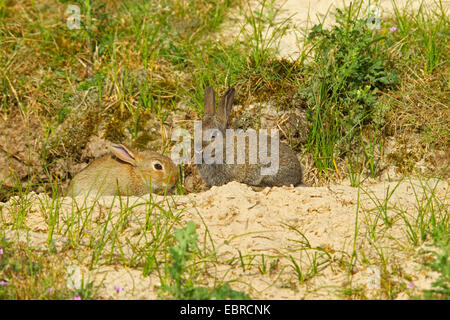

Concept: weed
[[423, 226, 449, 300], [423, 245, 449, 299], [159, 221, 249, 300], [302, 5, 398, 172]]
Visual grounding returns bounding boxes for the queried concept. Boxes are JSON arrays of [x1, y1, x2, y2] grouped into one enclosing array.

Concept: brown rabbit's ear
[[111, 144, 137, 166], [204, 86, 215, 115], [217, 87, 235, 123]]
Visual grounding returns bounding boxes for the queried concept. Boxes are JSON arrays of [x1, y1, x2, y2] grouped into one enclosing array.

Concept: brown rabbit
[[66, 144, 178, 197], [196, 87, 302, 187]]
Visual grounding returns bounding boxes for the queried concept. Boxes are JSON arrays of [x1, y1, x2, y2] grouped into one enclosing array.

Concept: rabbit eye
[[211, 129, 220, 139], [154, 163, 163, 170]]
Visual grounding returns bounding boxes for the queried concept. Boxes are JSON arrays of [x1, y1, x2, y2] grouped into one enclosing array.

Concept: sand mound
[[1, 178, 447, 299]]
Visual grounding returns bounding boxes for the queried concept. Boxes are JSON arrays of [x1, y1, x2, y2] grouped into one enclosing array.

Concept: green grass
[[0, 235, 97, 299], [1, 0, 447, 185], [354, 172, 449, 299]]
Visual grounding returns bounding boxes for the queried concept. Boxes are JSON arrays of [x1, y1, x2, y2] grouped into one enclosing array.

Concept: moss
[[46, 87, 102, 162], [386, 146, 420, 174], [102, 115, 128, 143]]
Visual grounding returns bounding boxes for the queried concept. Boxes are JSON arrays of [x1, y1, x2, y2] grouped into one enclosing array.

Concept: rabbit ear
[[111, 144, 137, 166], [204, 86, 216, 115], [217, 87, 235, 123]]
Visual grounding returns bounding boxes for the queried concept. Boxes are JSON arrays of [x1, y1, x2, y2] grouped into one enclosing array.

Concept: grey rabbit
[[196, 86, 302, 187]]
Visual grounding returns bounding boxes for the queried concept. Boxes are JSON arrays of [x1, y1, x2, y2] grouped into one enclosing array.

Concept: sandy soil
[[1, 178, 447, 299]]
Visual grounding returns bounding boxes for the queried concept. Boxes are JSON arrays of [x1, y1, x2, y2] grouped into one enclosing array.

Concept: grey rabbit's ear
[[204, 86, 215, 115], [111, 144, 137, 166], [217, 87, 235, 123]]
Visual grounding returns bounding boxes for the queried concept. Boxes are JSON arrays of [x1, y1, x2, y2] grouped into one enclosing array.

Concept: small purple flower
[[0, 248, 3, 255], [84, 229, 92, 234], [390, 26, 397, 32], [407, 281, 414, 289], [47, 287, 54, 294], [114, 285, 123, 293], [0, 280, 7, 286], [73, 296, 82, 300]]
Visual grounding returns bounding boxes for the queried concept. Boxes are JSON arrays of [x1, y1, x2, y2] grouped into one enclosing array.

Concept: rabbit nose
[[169, 172, 178, 185], [162, 170, 178, 186]]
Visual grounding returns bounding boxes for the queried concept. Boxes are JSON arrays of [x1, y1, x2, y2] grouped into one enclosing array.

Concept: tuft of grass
[[240, 0, 291, 67], [391, 0, 449, 74], [355, 172, 449, 299]]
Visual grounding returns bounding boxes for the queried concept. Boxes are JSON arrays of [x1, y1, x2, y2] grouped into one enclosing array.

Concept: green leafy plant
[[423, 226, 450, 300], [160, 221, 250, 300], [302, 6, 398, 171]]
